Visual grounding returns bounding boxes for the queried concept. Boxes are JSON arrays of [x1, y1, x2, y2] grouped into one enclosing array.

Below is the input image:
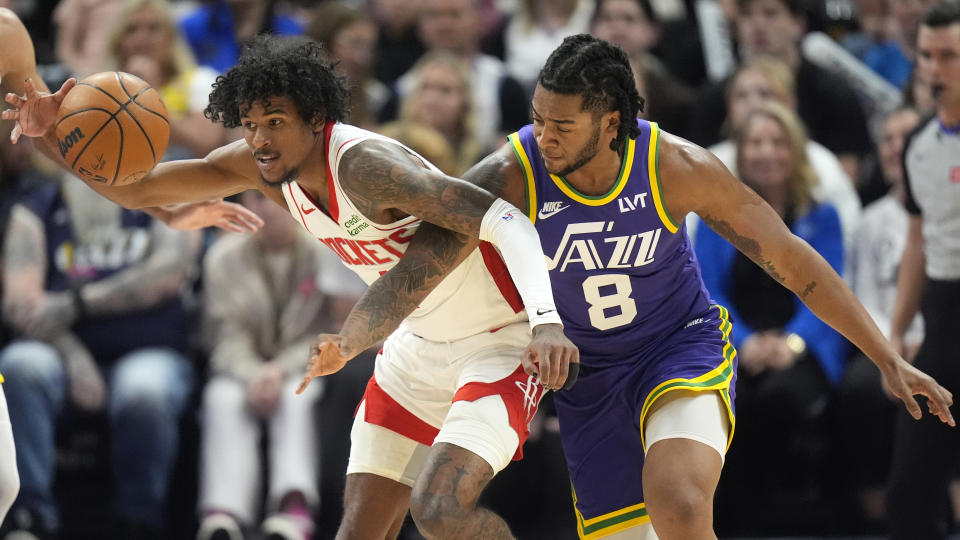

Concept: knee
[[202, 377, 246, 417], [650, 482, 713, 525], [0, 341, 63, 387], [111, 350, 192, 418]]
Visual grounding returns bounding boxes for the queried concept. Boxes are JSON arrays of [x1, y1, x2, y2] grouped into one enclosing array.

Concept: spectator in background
[[196, 190, 360, 540], [496, 0, 594, 96], [369, 0, 425, 86], [104, 0, 227, 159], [179, 0, 303, 73], [589, 0, 696, 138], [376, 120, 458, 175], [838, 106, 922, 530], [306, 3, 391, 130], [381, 0, 528, 154], [892, 0, 940, 59], [0, 177, 200, 540], [695, 102, 846, 531], [843, 0, 912, 89], [690, 0, 873, 184], [53, 0, 126, 78], [396, 52, 486, 174], [690, 57, 861, 264]]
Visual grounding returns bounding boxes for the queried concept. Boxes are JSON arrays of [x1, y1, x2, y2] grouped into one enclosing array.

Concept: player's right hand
[[2, 77, 76, 143], [523, 323, 580, 391], [297, 334, 350, 394], [879, 356, 955, 426]]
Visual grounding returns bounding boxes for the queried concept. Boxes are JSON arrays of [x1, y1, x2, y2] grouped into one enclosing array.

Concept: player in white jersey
[[6, 34, 579, 539]]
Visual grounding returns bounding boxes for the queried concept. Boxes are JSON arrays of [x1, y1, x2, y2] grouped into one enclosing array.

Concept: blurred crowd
[[0, 0, 955, 539]]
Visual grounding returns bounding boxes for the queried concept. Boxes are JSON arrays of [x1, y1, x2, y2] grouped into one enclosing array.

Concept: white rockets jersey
[[281, 122, 526, 341]]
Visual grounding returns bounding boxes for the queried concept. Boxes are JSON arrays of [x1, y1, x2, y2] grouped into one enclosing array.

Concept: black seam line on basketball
[[127, 85, 169, 123], [77, 78, 157, 164], [69, 111, 122, 175], [57, 107, 115, 123], [115, 73, 158, 163], [112, 114, 124, 185]]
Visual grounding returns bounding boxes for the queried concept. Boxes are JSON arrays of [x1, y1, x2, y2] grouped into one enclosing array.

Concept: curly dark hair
[[537, 34, 644, 153], [204, 35, 350, 128]]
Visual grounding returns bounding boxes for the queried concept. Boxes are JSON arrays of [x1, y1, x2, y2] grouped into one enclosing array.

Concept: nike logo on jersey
[[538, 201, 570, 220], [536, 308, 555, 316], [300, 202, 316, 215]]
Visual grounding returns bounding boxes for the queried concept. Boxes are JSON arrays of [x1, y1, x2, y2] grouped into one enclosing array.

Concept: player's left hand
[[297, 334, 352, 394], [2, 77, 76, 143], [879, 357, 956, 426], [161, 199, 264, 232], [522, 323, 579, 391]]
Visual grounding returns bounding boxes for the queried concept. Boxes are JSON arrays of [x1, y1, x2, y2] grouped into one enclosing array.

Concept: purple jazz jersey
[[509, 120, 737, 537]]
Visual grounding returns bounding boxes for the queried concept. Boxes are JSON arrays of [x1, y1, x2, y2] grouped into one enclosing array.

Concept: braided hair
[[537, 34, 644, 153], [205, 35, 350, 128]]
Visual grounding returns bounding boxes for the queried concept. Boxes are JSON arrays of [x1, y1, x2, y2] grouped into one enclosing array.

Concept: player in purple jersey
[[323, 34, 956, 539]]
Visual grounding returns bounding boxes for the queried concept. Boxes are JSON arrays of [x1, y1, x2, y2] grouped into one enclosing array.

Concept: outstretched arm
[[660, 132, 953, 425], [0, 12, 261, 232]]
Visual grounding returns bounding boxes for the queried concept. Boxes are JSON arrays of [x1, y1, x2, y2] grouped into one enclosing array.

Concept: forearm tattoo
[[340, 222, 474, 350], [701, 214, 786, 284]]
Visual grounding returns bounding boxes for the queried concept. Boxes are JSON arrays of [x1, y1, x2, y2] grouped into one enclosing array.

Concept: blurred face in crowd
[[737, 0, 804, 61], [893, 0, 938, 49], [331, 19, 378, 82], [410, 60, 468, 134], [590, 0, 659, 55], [419, 0, 480, 55], [119, 4, 172, 63], [375, 0, 423, 29], [918, 22, 960, 115], [738, 113, 793, 195], [241, 190, 297, 250], [878, 108, 920, 186], [728, 67, 793, 127]]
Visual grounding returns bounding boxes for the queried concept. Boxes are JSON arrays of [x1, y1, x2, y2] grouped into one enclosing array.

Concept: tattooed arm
[[332, 144, 527, 358], [659, 132, 953, 425], [299, 144, 579, 393], [337, 223, 477, 358], [338, 139, 561, 331]]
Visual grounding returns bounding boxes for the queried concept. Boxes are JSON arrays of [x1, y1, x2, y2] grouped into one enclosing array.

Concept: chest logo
[[300, 202, 316, 215], [538, 201, 570, 220]]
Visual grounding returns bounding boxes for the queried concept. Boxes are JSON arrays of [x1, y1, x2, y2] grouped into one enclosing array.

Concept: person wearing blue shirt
[[179, 0, 304, 73], [695, 102, 847, 531]]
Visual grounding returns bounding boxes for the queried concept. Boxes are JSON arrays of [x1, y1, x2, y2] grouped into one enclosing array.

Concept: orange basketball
[[55, 71, 169, 186]]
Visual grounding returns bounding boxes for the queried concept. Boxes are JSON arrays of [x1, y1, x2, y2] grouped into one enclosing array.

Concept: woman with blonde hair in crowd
[[398, 51, 486, 175], [695, 102, 848, 531], [306, 2, 392, 130], [104, 0, 228, 159], [688, 56, 861, 265]]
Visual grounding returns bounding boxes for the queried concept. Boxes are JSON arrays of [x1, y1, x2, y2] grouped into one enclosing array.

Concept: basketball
[[55, 71, 169, 186]]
